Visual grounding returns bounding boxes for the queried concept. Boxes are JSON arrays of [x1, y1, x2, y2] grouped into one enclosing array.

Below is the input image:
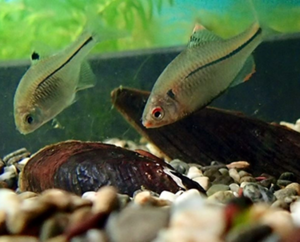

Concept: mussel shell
[[20, 140, 182, 196]]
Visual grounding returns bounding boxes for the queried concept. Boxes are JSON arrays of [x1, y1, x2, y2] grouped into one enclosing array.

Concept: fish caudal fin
[[76, 61, 96, 92], [229, 55, 255, 88], [84, 17, 130, 44]]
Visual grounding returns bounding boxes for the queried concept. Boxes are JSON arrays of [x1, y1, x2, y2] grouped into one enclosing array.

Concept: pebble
[[192, 176, 210, 191], [277, 179, 292, 187], [229, 183, 240, 194], [159, 191, 176, 203], [187, 166, 203, 179], [207, 184, 230, 197], [92, 186, 119, 213], [134, 190, 171, 207], [240, 176, 257, 183], [242, 183, 276, 203], [207, 190, 235, 203], [203, 167, 222, 181], [286, 183, 300, 195], [226, 161, 250, 169], [0, 236, 38, 242], [106, 206, 169, 242], [219, 168, 229, 176], [229, 168, 240, 183], [260, 210, 295, 239], [274, 187, 298, 201], [169, 159, 189, 175], [279, 172, 296, 182], [212, 175, 234, 185]]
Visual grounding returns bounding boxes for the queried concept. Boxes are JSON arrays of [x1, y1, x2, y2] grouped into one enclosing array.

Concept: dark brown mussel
[[20, 140, 204, 196]]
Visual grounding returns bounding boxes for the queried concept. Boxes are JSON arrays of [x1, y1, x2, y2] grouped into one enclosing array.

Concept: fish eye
[[151, 107, 164, 120], [25, 115, 34, 124]]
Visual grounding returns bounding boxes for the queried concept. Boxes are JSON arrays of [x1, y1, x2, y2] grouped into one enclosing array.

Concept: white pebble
[[82, 191, 97, 202], [159, 191, 176, 203], [192, 176, 209, 191], [290, 201, 300, 227], [228, 168, 240, 183], [187, 166, 203, 179], [0, 165, 17, 181]]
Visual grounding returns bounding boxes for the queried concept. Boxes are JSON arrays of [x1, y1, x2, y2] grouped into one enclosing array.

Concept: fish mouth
[[142, 120, 152, 128]]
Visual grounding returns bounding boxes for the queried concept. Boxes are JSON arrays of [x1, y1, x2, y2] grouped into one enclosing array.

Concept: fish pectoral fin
[[229, 55, 256, 88], [76, 61, 96, 92]]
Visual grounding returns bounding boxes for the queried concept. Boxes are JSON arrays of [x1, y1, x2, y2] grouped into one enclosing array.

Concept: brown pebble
[[40, 189, 72, 211], [92, 186, 119, 213], [39, 213, 69, 241], [286, 183, 300, 195], [134, 191, 171, 207], [68, 207, 92, 227], [18, 192, 37, 200], [226, 161, 250, 169], [0, 236, 38, 242]]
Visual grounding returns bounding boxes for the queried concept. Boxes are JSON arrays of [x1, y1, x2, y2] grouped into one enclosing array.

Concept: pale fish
[[142, 22, 263, 128], [14, 25, 120, 134]]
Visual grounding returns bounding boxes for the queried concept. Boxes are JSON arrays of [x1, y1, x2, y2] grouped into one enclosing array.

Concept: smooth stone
[[39, 189, 72, 211], [134, 190, 171, 207], [238, 170, 252, 178], [229, 183, 240, 193], [207, 190, 235, 203], [271, 200, 290, 210], [240, 176, 256, 183], [260, 210, 295, 239], [286, 183, 300, 195], [82, 191, 97, 202], [277, 179, 292, 187], [169, 159, 189, 175], [290, 201, 300, 227], [192, 176, 210, 191], [86, 229, 108, 242], [203, 168, 222, 181], [187, 166, 203, 179], [274, 188, 298, 200], [228, 169, 240, 183], [279, 172, 296, 182], [243, 183, 276, 203], [39, 213, 69, 241], [226, 161, 250, 169], [18, 191, 37, 200], [117, 194, 131, 209], [207, 184, 230, 197], [92, 186, 119, 213], [174, 189, 203, 205], [0, 236, 39, 242], [106, 206, 170, 242], [68, 206, 92, 227], [218, 168, 229, 176], [212, 175, 234, 185], [159, 191, 176, 203]]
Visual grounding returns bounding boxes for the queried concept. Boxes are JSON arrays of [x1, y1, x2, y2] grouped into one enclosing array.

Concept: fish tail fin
[[84, 16, 130, 44], [247, 0, 283, 40]]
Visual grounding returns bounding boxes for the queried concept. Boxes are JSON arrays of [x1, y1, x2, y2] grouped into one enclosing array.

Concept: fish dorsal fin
[[188, 24, 223, 48], [229, 55, 256, 88], [76, 60, 96, 92]]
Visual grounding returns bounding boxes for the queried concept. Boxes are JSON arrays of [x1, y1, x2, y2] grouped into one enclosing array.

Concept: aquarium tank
[[1, 0, 300, 155]]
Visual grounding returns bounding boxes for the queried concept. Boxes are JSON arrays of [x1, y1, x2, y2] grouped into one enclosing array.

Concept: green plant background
[[1, 0, 300, 61]]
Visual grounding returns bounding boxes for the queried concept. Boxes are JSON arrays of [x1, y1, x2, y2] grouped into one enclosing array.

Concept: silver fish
[[14, 26, 120, 135], [142, 22, 263, 128]]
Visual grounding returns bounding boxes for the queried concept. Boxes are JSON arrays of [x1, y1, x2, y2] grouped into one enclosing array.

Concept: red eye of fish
[[151, 107, 164, 120]]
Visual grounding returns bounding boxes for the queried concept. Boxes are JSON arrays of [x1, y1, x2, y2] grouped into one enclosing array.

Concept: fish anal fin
[[229, 55, 256, 88], [76, 60, 96, 92]]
